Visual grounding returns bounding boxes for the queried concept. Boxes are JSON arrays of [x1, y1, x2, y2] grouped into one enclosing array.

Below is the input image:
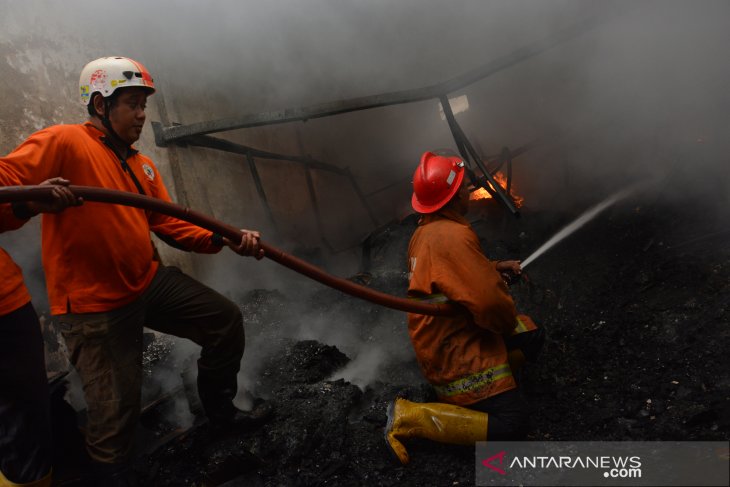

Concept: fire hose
[[0, 185, 457, 316]]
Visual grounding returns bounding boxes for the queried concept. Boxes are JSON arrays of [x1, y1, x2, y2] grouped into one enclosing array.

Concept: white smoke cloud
[[330, 346, 388, 390]]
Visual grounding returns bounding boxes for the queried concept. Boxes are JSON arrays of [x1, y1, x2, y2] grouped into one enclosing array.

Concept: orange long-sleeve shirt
[[1, 122, 222, 315], [0, 168, 31, 315], [407, 209, 518, 405]]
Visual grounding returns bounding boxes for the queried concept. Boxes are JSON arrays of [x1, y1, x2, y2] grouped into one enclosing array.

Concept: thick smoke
[[2, 0, 729, 419], [4, 0, 728, 238]]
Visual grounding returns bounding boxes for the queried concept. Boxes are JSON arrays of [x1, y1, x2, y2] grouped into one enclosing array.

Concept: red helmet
[[411, 151, 466, 213]]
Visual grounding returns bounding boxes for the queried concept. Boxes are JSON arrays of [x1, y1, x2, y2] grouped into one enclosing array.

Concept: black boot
[[197, 364, 273, 436], [209, 398, 274, 438]]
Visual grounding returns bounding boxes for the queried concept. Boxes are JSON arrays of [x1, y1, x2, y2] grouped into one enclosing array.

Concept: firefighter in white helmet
[[1, 57, 272, 485], [384, 150, 544, 465]]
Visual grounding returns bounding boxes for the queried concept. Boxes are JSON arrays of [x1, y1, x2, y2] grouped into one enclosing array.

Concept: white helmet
[[79, 56, 155, 106]]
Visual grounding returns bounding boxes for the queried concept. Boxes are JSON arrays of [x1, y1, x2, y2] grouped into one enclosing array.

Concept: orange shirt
[[0, 168, 31, 315], [0, 247, 30, 315], [407, 209, 518, 405], [1, 123, 221, 315]]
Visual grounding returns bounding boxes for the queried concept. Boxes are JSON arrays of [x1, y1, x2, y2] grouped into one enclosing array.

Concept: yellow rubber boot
[[0, 470, 51, 487], [384, 398, 488, 465]]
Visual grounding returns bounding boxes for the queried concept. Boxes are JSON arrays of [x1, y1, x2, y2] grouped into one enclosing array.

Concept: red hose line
[[0, 185, 457, 316]]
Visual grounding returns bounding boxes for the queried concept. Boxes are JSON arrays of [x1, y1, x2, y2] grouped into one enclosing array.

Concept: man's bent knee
[[199, 299, 244, 371]]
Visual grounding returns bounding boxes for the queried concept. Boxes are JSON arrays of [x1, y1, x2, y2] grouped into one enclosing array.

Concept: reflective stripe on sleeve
[[513, 316, 529, 334], [409, 293, 449, 304], [433, 363, 512, 398]]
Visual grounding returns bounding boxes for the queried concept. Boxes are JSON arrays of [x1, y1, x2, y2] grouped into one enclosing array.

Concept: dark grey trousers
[[472, 326, 546, 440], [58, 265, 244, 464]]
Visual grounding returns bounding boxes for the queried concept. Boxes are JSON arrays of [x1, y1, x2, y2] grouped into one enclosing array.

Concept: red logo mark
[[89, 69, 107, 89], [482, 450, 507, 475]]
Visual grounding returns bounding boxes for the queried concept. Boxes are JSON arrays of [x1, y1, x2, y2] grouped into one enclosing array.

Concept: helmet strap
[[100, 96, 131, 152]]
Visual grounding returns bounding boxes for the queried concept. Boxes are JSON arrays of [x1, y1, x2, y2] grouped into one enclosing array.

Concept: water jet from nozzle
[[521, 184, 643, 269]]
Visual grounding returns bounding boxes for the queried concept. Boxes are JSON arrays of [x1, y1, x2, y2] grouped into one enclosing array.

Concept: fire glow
[[470, 172, 524, 207]]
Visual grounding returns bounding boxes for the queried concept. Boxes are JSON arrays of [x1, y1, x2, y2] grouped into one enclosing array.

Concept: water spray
[[521, 184, 643, 269]]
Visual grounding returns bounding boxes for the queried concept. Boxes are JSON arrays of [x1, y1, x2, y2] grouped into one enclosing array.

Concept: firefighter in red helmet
[[384, 150, 544, 465]]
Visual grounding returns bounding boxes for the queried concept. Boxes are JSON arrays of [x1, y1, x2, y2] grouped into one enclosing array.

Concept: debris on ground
[[50, 193, 729, 486]]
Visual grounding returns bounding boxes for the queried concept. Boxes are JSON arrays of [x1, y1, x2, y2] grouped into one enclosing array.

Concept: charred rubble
[[49, 191, 729, 486]]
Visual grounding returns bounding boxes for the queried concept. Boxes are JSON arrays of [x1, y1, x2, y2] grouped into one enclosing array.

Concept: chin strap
[[99, 97, 131, 151]]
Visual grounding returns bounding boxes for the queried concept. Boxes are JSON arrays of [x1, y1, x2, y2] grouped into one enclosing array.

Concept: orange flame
[[469, 172, 524, 207]]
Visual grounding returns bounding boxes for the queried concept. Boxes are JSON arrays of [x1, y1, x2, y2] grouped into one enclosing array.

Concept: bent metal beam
[[151, 12, 609, 217], [0, 185, 456, 317], [155, 13, 604, 143]]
